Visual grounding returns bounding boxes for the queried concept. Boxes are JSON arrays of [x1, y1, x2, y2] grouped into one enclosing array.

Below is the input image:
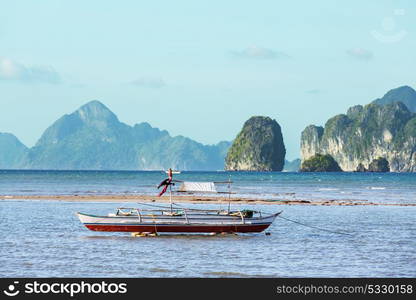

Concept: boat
[[77, 207, 281, 233], [77, 171, 281, 234]]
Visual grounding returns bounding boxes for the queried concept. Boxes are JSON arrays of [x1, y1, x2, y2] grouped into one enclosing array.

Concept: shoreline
[[1, 194, 415, 206]]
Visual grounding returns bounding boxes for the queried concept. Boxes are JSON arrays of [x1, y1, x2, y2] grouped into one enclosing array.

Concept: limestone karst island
[[300, 86, 416, 172], [1, 86, 415, 173]]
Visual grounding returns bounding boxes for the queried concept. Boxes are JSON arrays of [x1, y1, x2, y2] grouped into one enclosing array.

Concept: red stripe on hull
[[85, 224, 270, 233]]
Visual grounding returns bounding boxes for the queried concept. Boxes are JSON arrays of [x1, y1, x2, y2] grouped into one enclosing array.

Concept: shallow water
[[1, 170, 415, 277], [1, 201, 415, 277], [0, 170, 416, 204]]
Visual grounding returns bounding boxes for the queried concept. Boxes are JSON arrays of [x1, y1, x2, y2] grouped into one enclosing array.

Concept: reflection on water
[[79, 233, 256, 241]]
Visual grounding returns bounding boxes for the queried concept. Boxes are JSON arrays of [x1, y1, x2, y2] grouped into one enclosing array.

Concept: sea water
[[0, 170, 415, 277], [1, 170, 416, 204]]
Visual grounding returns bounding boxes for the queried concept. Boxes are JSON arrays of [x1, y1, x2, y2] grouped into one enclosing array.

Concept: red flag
[[157, 178, 172, 197]]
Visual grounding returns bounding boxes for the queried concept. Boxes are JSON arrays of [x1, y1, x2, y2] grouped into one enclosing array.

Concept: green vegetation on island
[[355, 157, 390, 172], [300, 154, 342, 172], [301, 86, 416, 172], [225, 116, 286, 171], [367, 157, 390, 172]]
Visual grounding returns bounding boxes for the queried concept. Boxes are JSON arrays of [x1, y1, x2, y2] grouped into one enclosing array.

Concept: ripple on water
[[203, 271, 253, 277], [1, 199, 416, 277]]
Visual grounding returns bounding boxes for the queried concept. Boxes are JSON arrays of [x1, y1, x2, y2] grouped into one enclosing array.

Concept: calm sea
[[1, 170, 415, 277]]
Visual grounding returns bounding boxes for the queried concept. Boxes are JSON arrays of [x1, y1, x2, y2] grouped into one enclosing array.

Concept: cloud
[[346, 48, 373, 60], [70, 83, 87, 88], [231, 46, 289, 60], [0, 57, 61, 84], [305, 89, 321, 94], [130, 77, 166, 89]]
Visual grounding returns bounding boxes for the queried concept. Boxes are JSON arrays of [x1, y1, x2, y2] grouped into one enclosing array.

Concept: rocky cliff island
[[225, 116, 286, 171], [301, 86, 416, 172]]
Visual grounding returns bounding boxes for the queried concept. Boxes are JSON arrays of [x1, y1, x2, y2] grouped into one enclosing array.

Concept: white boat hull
[[77, 211, 281, 233]]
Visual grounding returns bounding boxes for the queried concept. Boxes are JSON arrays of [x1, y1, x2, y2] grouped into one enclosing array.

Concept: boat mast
[[169, 183, 173, 213], [169, 168, 173, 213], [227, 174, 231, 213]]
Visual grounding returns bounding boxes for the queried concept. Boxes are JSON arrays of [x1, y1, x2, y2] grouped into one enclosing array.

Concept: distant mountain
[[372, 85, 416, 113], [2, 100, 231, 170], [0, 133, 28, 169], [283, 159, 300, 172], [225, 116, 286, 171]]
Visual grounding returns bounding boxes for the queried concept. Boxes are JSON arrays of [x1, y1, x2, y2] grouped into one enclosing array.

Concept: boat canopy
[[178, 181, 217, 193]]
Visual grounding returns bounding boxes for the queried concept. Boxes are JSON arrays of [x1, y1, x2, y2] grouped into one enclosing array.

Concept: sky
[[0, 0, 415, 160]]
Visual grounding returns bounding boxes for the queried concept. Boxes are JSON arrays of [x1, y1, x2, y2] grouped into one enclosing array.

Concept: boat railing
[[115, 207, 260, 221], [137, 209, 142, 222], [239, 211, 245, 224], [116, 207, 220, 216], [184, 209, 189, 224]]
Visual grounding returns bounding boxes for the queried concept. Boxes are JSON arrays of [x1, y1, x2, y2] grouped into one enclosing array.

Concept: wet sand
[[1, 194, 415, 206]]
